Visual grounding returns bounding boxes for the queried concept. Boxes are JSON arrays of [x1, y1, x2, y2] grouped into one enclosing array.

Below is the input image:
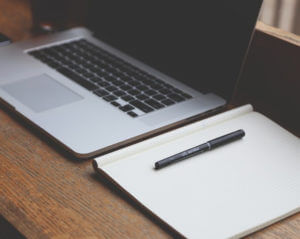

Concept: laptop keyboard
[[28, 39, 192, 117]]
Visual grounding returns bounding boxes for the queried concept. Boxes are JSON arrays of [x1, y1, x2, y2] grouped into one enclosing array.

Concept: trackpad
[[1, 74, 83, 112]]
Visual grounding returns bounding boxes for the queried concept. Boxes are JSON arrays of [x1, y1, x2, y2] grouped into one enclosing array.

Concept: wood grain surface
[[0, 0, 299, 238]]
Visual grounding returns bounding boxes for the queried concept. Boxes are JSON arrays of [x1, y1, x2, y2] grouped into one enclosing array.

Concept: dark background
[[88, 0, 262, 101]]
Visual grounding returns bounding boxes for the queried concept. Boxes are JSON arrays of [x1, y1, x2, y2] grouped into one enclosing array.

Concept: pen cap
[[208, 129, 245, 149]]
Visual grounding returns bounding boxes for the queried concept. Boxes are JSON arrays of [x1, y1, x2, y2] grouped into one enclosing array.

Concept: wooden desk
[[0, 0, 299, 238]]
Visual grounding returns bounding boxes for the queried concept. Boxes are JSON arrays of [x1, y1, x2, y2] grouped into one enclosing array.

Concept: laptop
[[0, 0, 262, 158]]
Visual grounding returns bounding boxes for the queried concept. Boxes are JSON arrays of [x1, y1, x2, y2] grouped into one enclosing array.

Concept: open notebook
[[93, 105, 300, 239]]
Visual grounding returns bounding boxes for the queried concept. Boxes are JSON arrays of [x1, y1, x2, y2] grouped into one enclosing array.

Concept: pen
[[154, 129, 245, 169]]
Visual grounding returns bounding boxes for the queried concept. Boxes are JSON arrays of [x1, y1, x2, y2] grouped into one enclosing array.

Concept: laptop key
[[119, 84, 132, 91], [127, 89, 140, 96], [97, 81, 110, 87], [149, 83, 163, 90], [141, 78, 154, 86], [121, 95, 135, 102], [111, 101, 121, 107], [130, 100, 154, 113], [113, 90, 126, 97], [103, 95, 118, 102], [127, 80, 141, 87], [173, 88, 184, 94], [136, 94, 148, 101], [181, 93, 192, 99], [121, 76, 133, 82], [111, 80, 124, 86], [153, 94, 166, 101], [159, 88, 172, 94], [161, 99, 175, 106], [145, 99, 164, 109], [136, 85, 149, 91], [106, 86, 118, 92], [90, 77, 102, 83], [127, 111, 138, 118], [119, 104, 134, 112], [46, 61, 60, 69], [57, 67, 97, 91], [144, 89, 157, 96], [168, 93, 185, 102], [94, 89, 110, 97]]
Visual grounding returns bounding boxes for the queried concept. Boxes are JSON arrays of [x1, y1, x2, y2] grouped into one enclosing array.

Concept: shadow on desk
[[0, 215, 25, 239]]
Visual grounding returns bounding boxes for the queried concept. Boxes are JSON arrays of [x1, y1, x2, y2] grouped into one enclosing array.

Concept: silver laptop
[[0, 1, 262, 158]]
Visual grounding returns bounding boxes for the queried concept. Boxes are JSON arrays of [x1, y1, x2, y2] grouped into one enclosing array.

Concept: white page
[[97, 105, 253, 167], [95, 108, 300, 239]]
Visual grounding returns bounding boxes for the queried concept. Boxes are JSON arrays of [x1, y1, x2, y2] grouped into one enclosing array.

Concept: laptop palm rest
[[1, 74, 83, 113]]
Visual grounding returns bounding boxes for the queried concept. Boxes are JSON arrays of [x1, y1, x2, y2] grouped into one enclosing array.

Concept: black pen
[[154, 129, 245, 169]]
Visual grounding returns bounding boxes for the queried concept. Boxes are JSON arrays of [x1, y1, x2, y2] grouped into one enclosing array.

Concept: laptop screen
[[88, 0, 262, 102]]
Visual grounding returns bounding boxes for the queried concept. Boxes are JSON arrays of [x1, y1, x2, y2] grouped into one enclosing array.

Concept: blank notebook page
[[95, 108, 300, 239]]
